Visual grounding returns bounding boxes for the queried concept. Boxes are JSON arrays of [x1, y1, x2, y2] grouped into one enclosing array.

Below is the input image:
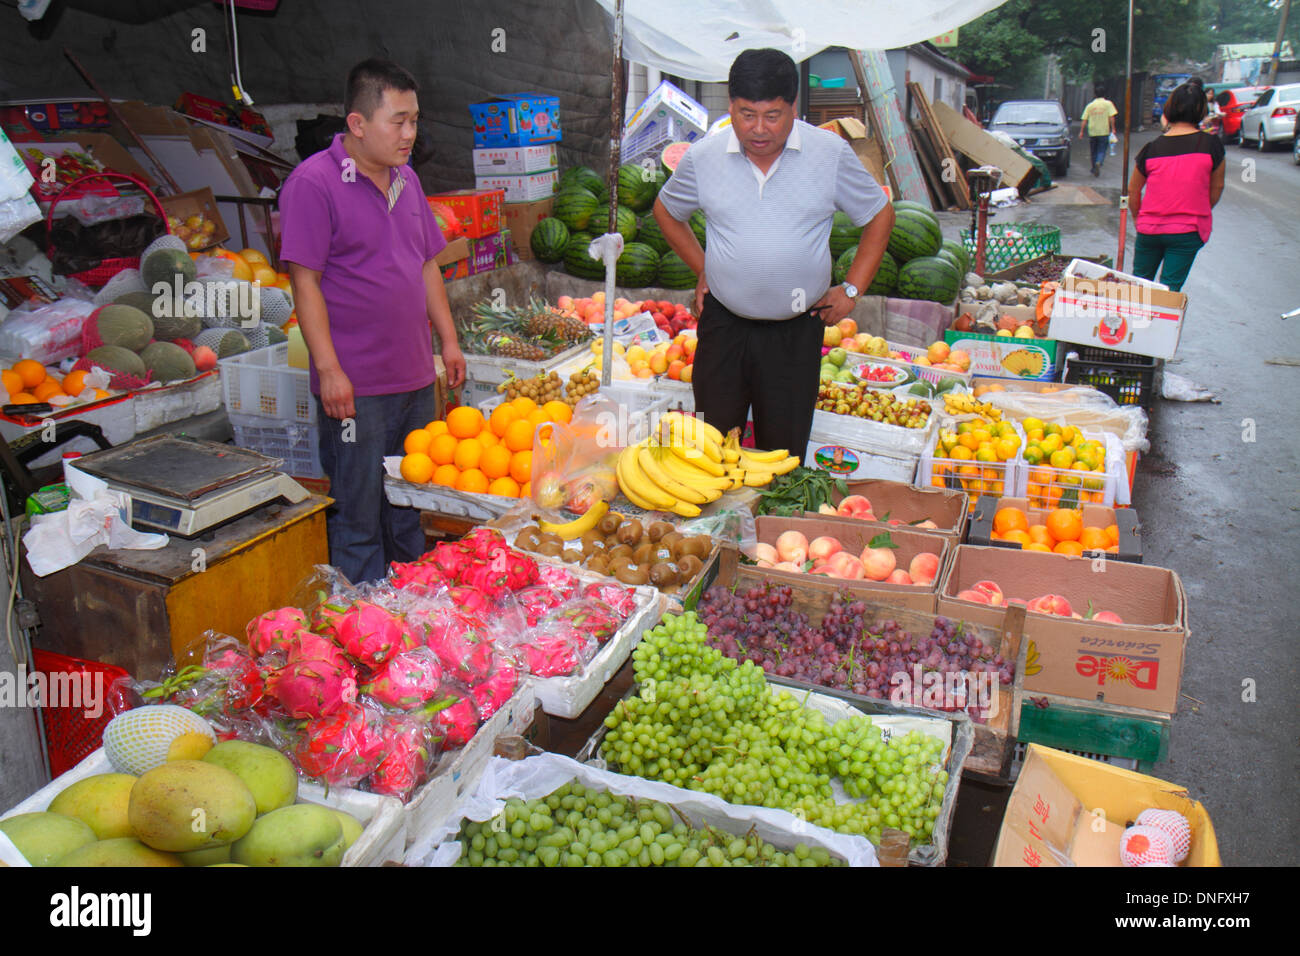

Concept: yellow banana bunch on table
[[718, 428, 800, 489], [617, 440, 702, 517]]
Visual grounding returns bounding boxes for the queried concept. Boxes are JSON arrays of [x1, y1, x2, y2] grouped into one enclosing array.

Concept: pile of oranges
[[398, 396, 574, 497], [990, 506, 1120, 555], [3, 360, 110, 407]]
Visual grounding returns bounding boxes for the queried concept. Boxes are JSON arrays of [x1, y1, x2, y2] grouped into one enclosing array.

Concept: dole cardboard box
[[993, 744, 1220, 867], [753, 515, 951, 614], [502, 198, 554, 261], [427, 188, 504, 239], [1047, 259, 1188, 360], [942, 329, 1064, 382], [471, 144, 557, 175], [936, 545, 1187, 713], [823, 477, 971, 545], [468, 93, 560, 147], [475, 169, 559, 203]]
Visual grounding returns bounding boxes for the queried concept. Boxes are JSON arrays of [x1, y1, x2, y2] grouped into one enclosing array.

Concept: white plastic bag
[[0, 296, 97, 364]]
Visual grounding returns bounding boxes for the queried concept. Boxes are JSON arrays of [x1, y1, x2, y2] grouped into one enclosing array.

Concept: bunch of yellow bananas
[[719, 428, 800, 489], [943, 392, 1002, 420]]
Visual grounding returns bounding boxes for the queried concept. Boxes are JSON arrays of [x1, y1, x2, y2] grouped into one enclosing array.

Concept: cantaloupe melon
[[92, 304, 154, 351], [86, 345, 147, 379], [141, 247, 197, 291], [140, 341, 198, 383]]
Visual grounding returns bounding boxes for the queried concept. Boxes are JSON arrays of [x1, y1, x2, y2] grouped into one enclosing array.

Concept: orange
[[1045, 508, 1083, 542], [1053, 540, 1084, 556], [1079, 527, 1109, 552], [989, 530, 1002, 541], [61, 370, 90, 396], [32, 380, 64, 402], [426, 420, 449, 437], [542, 400, 572, 424], [1025, 542, 1053, 552], [399, 452, 434, 484], [1002, 529, 1032, 548], [509, 449, 533, 485], [2, 369, 25, 396], [1028, 524, 1054, 546], [13, 359, 46, 389], [429, 433, 459, 466], [993, 507, 1029, 535], [433, 463, 460, 487], [251, 265, 278, 287], [489, 403, 518, 438], [504, 419, 535, 453], [91, 389, 111, 400], [453, 438, 483, 471], [519, 481, 531, 498], [510, 396, 538, 417], [477, 430, 499, 448], [526, 408, 549, 428], [403, 428, 434, 456], [1105, 523, 1120, 546], [238, 248, 268, 266], [446, 405, 485, 439], [220, 251, 253, 282], [488, 476, 521, 498], [455, 468, 489, 494], [8, 392, 39, 405], [480, 444, 512, 480]]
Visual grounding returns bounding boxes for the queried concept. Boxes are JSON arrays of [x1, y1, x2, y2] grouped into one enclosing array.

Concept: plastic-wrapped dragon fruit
[[294, 702, 387, 788]]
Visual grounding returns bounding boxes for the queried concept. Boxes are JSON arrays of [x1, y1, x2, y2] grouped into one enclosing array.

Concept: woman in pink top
[[1128, 77, 1226, 292]]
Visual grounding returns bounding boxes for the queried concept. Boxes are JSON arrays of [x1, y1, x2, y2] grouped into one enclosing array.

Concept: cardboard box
[[943, 329, 1065, 382], [434, 236, 470, 267], [159, 186, 229, 251], [753, 515, 951, 613], [1048, 259, 1188, 360], [967, 495, 1142, 562], [441, 258, 470, 282], [175, 91, 272, 143], [468, 230, 516, 276], [826, 478, 970, 544], [931, 101, 1037, 192], [501, 198, 554, 261], [623, 80, 709, 164], [45, 132, 157, 189], [475, 169, 559, 203], [2, 100, 111, 134], [471, 144, 557, 175], [936, 545, 1187, 712], [468, 93, 560, 147], [428, 188, 504, 239], [993, 744, 1221, 867], [818, 116, 890, 195]]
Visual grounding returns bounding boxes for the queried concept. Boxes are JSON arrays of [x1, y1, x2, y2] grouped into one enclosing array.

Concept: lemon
[[1024, 445, 1045, 465]]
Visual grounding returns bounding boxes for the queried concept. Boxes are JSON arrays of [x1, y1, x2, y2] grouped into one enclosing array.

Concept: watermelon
[[615, 242, 660, 287], [555, 188, 600, 232], [940, 238, 970, 276], [530, 218, 570, 263], [867, 251, 899, 295], [887, 208, 943, 262], [934, 246, 965, 277], [635, 215, 669, 255], [892, 199, 934, 217], [661, 142, 691, 176], [833, 245, 856, 285], [563, 232, 604, 280], [615, 205, 638, 242], [564, 166, 605, 197], [896, 256, 960, 304], [829, 211, 863, 259], [618, 163, 657, 212], [656, 250, 697, 290], [689, 210, 707, 249]]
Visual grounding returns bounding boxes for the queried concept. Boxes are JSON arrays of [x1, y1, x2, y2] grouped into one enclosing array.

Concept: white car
[[1239, 83, 1300, 150]]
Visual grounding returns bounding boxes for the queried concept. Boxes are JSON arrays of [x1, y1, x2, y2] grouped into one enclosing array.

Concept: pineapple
[[522, 296, 589, 345]]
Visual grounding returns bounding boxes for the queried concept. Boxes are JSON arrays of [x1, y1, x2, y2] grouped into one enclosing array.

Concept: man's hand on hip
[[810, 286, 855, 326], [693, 272, 710, 317], [442, 342, 467, 389], [320, 367, 356, 420]]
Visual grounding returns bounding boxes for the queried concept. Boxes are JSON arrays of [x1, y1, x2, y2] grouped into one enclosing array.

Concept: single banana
[[690, 415, 725, 448], [668, 498, 702, 518], [616, 448, 662, 512], [663, 412, 723, 464], [738, 446, 790, 464], [638, 445, 709, 505], [539, 499, 609, 540], [618, 444, 677, 510], [722, 445, 740, 464], [658, 451, 733, 491]]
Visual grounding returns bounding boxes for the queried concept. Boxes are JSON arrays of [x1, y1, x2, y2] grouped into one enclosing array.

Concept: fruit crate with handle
[[1, 748, 407, 867], [219, 342, 316, 425], [229, 411, 323, 480], [1061, 347, 1160, 411], [1014, 428, 1129, 511]]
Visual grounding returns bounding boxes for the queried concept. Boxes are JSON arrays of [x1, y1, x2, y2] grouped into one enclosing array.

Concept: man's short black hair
[[728, 48, 799, 105], [1164, 80, 1208, 125], [1094, 83, 1107, 98], [345, 58, 418, 119]]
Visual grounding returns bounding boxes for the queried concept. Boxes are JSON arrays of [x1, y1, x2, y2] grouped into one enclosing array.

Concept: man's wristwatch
[[841, 282, 859, 300]]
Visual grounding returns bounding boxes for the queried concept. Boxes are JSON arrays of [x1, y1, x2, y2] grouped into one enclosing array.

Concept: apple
[[840, 339, 861, 353], [837, 495, 873, 518], [837, 318, 858, 338], [823, 325, 843, 347], [808, 536, 843, 563], [827, 348, 847, 367], [774, 530, 809, 565], [859, 547, 897, 581], [834, 369, 856, 383]]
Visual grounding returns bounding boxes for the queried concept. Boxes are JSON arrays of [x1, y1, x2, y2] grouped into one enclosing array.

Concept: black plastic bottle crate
[[1062, 348, 1159, 410]]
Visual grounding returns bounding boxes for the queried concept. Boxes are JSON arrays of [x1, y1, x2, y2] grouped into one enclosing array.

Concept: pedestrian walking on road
[[652, 48, 894, 455], [1127, 78, 1226, 292], [1079, 85, 1118, 176]]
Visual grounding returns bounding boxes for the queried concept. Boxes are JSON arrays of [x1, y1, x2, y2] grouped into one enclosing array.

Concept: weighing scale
[[70, 436, 311, 537]]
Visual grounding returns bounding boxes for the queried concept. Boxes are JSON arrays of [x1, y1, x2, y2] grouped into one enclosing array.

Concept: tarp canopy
[[591, 0, 1006, 81]]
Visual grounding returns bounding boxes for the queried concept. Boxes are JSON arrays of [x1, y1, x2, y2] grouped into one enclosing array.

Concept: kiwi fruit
[[580, 530, 606, 555], [676, 554, 703, 581], [613, 563, 650, 586], [562, 549, 584, 564], [536, 530, 565, 550], [660, 531, 683, 553], [676, 535, 711, 559], [648, 562, 679, 589], [650, 543, 675, 565], [585, 553, 611, 575], [647, 521, 674, 543], [632, 541, 655, 566], [536, 540, 564, 558], [598, 513, 621, 536], [606, 555, 636, 577], [616, 519, 644, 547], [606, 543, 634, 562], [516, 526, 542, 551]]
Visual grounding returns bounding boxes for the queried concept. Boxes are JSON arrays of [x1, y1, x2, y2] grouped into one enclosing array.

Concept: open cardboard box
[[159, 186, 229, 250], [937, 545, 1187, 712], [967, 494, 1142, 562], [823, 477, 970, 544], [1048, 260, 1188, 360], [753, 514, 950, 613], [993, 743, 1220, 866]]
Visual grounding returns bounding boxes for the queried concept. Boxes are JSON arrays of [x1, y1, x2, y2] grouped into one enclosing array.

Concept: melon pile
[[834, 201, 966, 305]]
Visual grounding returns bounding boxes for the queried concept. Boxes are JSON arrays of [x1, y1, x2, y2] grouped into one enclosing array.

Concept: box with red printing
[[468, 230, 517, 276], [427, 188, 504, 239]]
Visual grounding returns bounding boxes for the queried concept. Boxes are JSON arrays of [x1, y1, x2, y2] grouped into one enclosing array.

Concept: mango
[[328, 809, 365, 853], [46, 773, 137, 840], [178, 844, 231, 866], [0, 812, 97, 866], [230, 804, 344, 867], [56, 837, 184, 867], [128, 760, 257, 852], [201, 741, 297, 815]]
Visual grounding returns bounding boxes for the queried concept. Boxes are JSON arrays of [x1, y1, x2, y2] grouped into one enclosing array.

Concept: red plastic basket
[[44, 171, 170, 289], [31, 649, 134, 777]]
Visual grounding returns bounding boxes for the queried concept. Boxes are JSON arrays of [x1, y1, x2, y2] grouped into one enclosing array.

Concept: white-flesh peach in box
[[774, 531, 808, 565], [859, 547, 897, 582]]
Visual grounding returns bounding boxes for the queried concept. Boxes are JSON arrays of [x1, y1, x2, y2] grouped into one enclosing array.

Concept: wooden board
[[905, 82, 972, 210], [908, 119, 954, 211], [851, 49, 929, 204], [1017, 693, 1171, 763], [930, 100, 1038, 193]]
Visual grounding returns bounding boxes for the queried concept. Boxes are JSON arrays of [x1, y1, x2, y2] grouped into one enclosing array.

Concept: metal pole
[[601, 0, 625, 388], [1268, 0, 1293, 86], [1117, 0, 1134, 271]]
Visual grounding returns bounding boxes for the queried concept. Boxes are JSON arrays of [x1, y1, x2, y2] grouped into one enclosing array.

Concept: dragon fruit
[[333, 600, 419, 669], [389, 561, 448, 595], [369, 717, 436, 800], [445, 584, 491, 618], [502, 549, 539, 590], [515, 632, 591, 678], [419, 607, 494, 682], [435, 697, 479, 749], [461, 527, 509, 560], [513, 585, 566, 627], [581, 582, 639, 619], [205, 648, 267, 712], [460, 557, 512, 603], [295, 703, 386, 788], [424, 541, 475, 584], [246, 607, 310, 656], [535, 564, 580, 599], [545, 599, 624, 645], [285, 630, 353, 672], [360, 646, 444, 710], [310, 597, 351, 640], [266, 657, 357, 719], [471, 657, 519, 721]]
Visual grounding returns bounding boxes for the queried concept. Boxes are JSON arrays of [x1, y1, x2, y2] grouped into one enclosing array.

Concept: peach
[[818, 504, 839, 516], [1027, 594, 1073, 617], [829, 554, 866, 579], [754, 542, 779, 564], [956, 589, 992, 604], [948, 349, 971, 371], [907, 552, 940, 585], [1093, 610, 1124, 624], [970, 579, 1004, 606], [886, 569, 914, 585], [859, 547, 897, 582], [808, 536, 843, 563], [756, 560, 774, 568], [927, 341, 950, 364], [916, 519, 939, 530], [774, 530, 809, 565], [837, 494, 873, 518], [773, 561, 803, 573]]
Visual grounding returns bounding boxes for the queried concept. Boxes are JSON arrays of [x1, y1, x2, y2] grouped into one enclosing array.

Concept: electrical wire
[[225, 0, 254, 107]]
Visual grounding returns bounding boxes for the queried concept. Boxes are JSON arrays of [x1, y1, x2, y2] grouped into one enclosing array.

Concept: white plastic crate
[[1012, 428, 1129, 509], [220, 343, 316, 425], [383, 473, 519, 521], [229, 411, 323, 479], [917, 416, 1026, 503], [462, 343, 593, 410]]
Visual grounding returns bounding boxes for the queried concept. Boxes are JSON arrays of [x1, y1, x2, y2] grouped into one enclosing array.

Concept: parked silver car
[[1239, 83, 1300, 150]]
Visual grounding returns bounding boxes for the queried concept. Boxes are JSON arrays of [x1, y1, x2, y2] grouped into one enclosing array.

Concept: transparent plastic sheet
[[678, 507, 755, 555], [985, 389, 1150, 453], [528, 393, 623, 515]]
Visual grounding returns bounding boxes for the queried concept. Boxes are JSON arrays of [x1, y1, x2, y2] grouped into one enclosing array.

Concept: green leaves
[[755, 467, 848, 517], [868, 533, 900, 550]]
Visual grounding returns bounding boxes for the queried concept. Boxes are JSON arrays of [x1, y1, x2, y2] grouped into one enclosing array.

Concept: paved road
[[940, 127, 1299, 866]]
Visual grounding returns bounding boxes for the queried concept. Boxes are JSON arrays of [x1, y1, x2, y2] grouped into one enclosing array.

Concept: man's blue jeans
[[316, 383, 438, 585], [1090, 135, 1110, 168]]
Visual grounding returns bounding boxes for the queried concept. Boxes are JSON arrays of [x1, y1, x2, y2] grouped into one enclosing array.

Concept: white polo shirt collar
[[727, 122, 802, 196]]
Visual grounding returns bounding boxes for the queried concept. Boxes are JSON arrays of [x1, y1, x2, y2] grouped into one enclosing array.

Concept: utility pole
[[1267, 0, 1292, 86]]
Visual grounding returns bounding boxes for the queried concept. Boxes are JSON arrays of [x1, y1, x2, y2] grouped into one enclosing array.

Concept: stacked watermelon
[[884, 201, 959, 305], [829, 211, 863, 259]]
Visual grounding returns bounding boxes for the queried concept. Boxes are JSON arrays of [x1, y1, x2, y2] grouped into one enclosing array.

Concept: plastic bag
[[985, 388, 1150, 453], [529, 392, 623, 514], [0, 296, 97, 364], [679, 507, 754, 553]]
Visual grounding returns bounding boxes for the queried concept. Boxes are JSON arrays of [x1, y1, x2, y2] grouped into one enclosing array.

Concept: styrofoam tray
[[383, 472, 518, 521], [133, 370, 224, 433], [0, 747, 406, 867]]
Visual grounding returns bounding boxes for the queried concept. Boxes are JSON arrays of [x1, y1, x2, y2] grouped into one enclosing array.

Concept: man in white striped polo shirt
[[653, 48, 895, 454]]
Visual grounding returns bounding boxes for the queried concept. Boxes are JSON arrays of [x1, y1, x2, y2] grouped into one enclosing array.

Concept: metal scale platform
[[70, 435, 309, 537]]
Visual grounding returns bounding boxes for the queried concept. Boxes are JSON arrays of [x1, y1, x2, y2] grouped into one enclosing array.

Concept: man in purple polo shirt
[[279, 58, 466, 584]]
